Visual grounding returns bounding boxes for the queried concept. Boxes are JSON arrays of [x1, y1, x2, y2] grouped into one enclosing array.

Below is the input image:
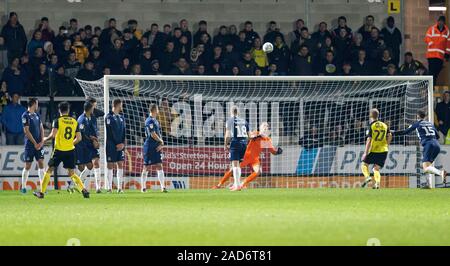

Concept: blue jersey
[[21, 111, 42, 149], [144, 116, 162, 148], [77, 113, 97, 148], [395, 120, 439, 146], [226, 116, 249, 143], [105, 111, 125, 148]]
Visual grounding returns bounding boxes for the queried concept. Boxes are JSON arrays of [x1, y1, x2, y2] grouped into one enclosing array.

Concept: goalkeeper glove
[[276, 147, 283, 155]]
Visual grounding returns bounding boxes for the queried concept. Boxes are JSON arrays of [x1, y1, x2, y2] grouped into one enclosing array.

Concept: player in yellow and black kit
[[361, 109, 392, 189], [33, 102, 89, 199]]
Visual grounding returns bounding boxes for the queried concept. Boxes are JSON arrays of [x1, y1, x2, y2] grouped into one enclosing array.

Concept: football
[[262, 42, 274, 53]]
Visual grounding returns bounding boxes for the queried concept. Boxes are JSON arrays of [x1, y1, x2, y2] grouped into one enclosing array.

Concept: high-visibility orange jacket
[[424, 24, 450, 60]]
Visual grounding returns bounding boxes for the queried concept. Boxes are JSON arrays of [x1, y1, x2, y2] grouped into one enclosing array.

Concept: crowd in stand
[[0, 12, 448, 146]]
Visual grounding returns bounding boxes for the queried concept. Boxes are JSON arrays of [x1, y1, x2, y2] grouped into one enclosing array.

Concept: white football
[[262, 42, 274, 53]]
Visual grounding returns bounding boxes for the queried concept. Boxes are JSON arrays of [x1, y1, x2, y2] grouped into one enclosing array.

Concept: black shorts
[[48, 150, 76, 169], [363, 152, 388, 168]]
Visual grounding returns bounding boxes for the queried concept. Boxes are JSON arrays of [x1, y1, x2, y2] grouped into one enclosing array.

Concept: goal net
[[76, 76, 435, 190]]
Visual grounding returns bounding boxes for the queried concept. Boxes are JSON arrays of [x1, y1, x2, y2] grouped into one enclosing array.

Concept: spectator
[[399, 52, 425, 75], [196, 64, 206, 75], [211, 46, 224, 71], [365, 27, 384, 61], [159, 97, 172, 138], [243, 21, 260, 49], [68, 18, 78, 35], [291, 27, 316, 55], [54, 66, 74, 96], [333, 28, 351, 65], [88, 48, 105, 78], [299, 126, 321, 149], [1, 93, 26, 145], [377, 48, 395, 75], [351, 49, 372, 75], [235, 31, 250, 54], [424, 16, 450, 84], [122, 28, 139, 62], [194, 20, 211, 47], [435, 91, 450, 138], [317, 50, 338, 76], [179, 19, 192, 45], [317, 36, 334, 60], [231, 66, 239, 76], [178, 35, 191, 60], [64, 51, 81, 79], [54, 26, 69, 53], [130, 63, 142, 75], [127, 19, 143, 40], [357, 15, 376, 41], [84, 25, 94, 44], [341, 61, 354, 76], [211, 63, 224, 75], [30, 63, 49, 96], [213, 25, 229, 48], [385, 63, 397, 76], [105, 38, 126, 74], [118, 57, 131, 75], [289, 19, 305, 46], [290, 45, 314, 76], [140, 49, 153, 75], [138, 36, 151, 56], [149, 60, 162, 75], [47, 54, 59, 77], [30, 47, 46, 74], [228, 25, 240, 48], [89, 36, 100, 52], [312, 22, 332, 48], [263, 21, 284, 44], [250, 38, 268, 70], [0, 37, 9, 73], [2, 57, 28, 95], [222, 43, 239, 72], [188, 48, 204, 73], [268, 63, 278, 76], [237, 52, 257, 76], [27, 30, 44, 56], [268, 35, 290, 75], [255, 68, 262, 76], [72, 34, 89, 64], [1, 12, 27, 62], [333, 16, 352, 40], [38, 17, 55, 42], [76, 60, 96, 81], [381, 16, 402, 66], [100, 18, 122, 50], [168, 58, 193, 75], [143, 23, 166, 55], [348, 33, 365, 62], [58, 39, 73, 63], [163, 24, 172, 36], [159, 41, 179, 74], [43, 41, 56, 62]]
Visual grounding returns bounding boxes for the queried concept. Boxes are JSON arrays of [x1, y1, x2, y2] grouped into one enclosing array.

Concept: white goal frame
[[99, 75, 434, 189]]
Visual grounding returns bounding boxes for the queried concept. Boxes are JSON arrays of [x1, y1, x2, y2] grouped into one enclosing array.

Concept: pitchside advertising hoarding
[[1, 145, 449, 190]]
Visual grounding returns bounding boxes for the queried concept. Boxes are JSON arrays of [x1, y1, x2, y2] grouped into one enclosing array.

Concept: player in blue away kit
[[105, 99, 126, 193], [21, 98, 45, 193], [75, 101, 101, 193], [140, 104, 167, 193], [393, 110, 447, 188], [224, 105, 249, 191]]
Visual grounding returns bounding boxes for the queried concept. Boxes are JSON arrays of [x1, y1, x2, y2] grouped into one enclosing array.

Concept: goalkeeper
[[213, 122, 283, 190]]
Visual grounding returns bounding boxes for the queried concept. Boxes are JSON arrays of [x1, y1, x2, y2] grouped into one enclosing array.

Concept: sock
[[232, 167, 241, 187], [117, 168, 123, 190], [243, 172, 259, 186], [80, 168, 92, 189], [141, 170, 148, 190], [361, 164, 370, 179], [107, 169, 113, 190], [157, 170, 166, 189], [70, 174, 85, 191], [93, 168, 100, 190], [218, 170, 232, 186], [424, 166, 441, 176], [41, 171, 51, 193], [428, 174, 435, 188], [373, 169, 381, 184], [21, 169, 29, 190], [38, 168, 45, 190]]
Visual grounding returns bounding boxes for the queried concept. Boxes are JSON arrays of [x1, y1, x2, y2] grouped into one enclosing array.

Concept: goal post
[[77, 75, 435, 190]]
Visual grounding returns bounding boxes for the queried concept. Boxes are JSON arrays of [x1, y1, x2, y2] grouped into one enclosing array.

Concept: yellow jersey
[[52, 115, 79, 151], [251, 48, 269, 68], [367, 120, 390, 153]]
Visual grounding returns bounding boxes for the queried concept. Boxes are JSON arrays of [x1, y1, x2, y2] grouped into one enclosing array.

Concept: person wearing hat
[[424, 16, 450, 84], [0, 12, 27, 62]]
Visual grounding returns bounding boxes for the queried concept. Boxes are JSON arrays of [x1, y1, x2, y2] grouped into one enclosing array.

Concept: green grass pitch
[[1, 188, 449, 246]]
